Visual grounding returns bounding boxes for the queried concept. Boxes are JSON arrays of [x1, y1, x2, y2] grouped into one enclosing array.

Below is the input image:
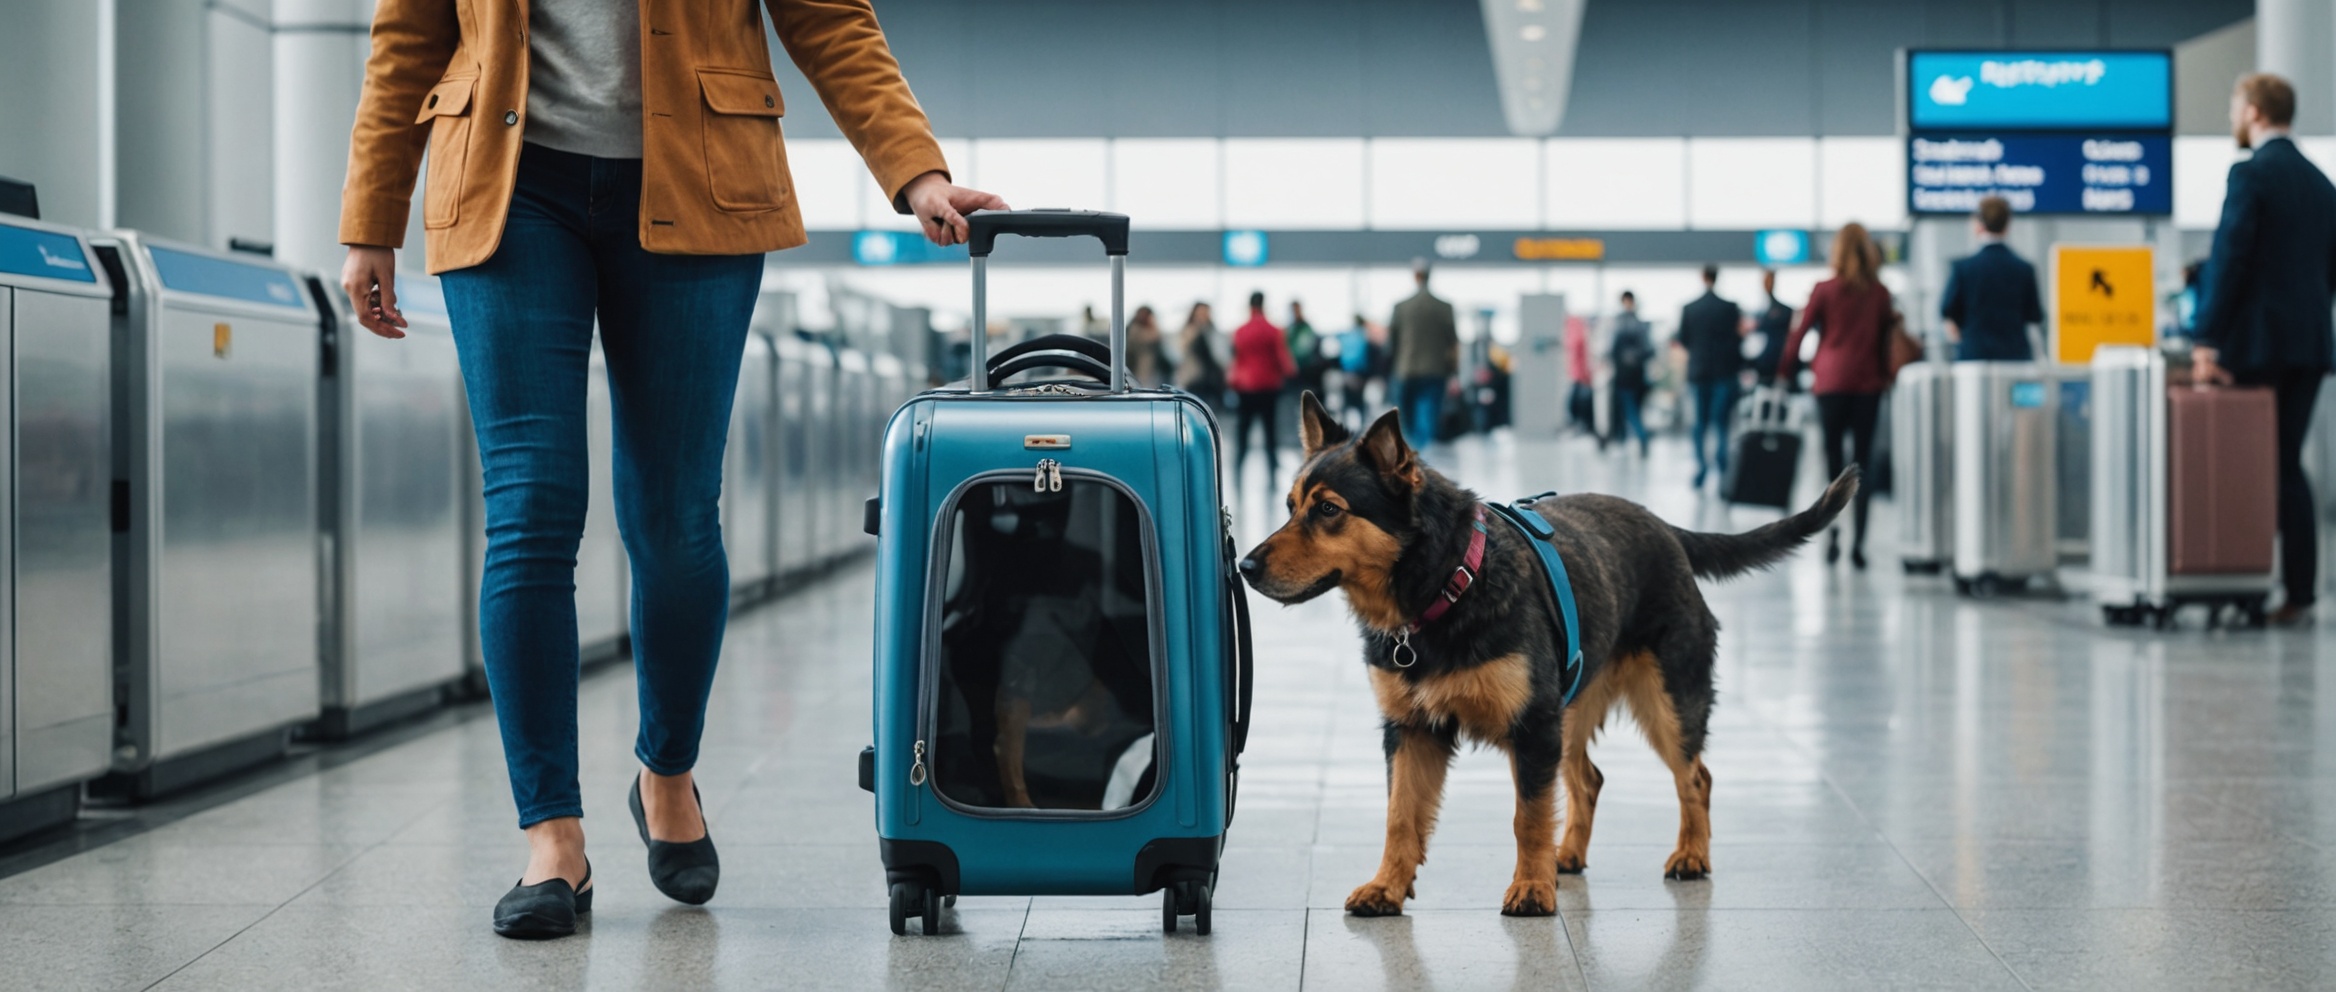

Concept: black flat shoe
[[631, 774, 719, 905], [1850, 548, 1868, 571], [493, 861, 591, 940]]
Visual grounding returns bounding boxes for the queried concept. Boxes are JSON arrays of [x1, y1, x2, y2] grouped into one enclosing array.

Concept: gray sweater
[[524, 0, 643, 158]]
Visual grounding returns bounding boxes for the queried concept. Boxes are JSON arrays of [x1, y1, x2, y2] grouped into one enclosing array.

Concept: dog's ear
[[1357, 409, 1421, 490], [1298, 391, 1349, 455]]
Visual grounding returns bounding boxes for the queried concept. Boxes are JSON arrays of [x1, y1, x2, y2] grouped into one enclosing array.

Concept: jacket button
[[504, 110, 518, 126], [427, 94, 439, 108], [764, 95, 774, 108]]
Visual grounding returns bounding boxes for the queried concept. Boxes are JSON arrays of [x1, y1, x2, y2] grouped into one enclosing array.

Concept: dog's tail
[[1669, 467, 1860, 581]]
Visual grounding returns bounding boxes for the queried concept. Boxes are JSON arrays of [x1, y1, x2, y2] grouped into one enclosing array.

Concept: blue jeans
[[442, 143, 762, 828], [1398, 375, 1448, 447], [1615, 386, 1648, 449], [1690, 379, 1739, 482]]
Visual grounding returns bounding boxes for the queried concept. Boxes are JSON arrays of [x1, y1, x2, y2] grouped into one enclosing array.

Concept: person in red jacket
[[1229, 291, 1299, 493], [1776, 222, 1893, 569]]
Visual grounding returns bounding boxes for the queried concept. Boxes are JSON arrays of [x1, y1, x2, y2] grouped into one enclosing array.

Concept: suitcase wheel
[[1162, 879, 1213, 936], [890, 880, 946, 936]]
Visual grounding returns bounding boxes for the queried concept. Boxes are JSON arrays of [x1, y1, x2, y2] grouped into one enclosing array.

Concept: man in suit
[[1676, 264, 1744, 488], [1940, 195, 2044, 362], [2194, 73, 2336, 626], [1747, 268, 1794, 382], [1388, 259, 1460, 447]]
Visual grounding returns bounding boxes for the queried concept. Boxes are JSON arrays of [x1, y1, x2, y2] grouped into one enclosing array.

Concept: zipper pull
[[909, 739, 928, 787], [1034, 459, 1050, 492], [1049, 459, 1063, 492]]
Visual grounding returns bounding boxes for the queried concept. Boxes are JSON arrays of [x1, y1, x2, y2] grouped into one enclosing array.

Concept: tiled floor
[[5, 431, 2334, 991]]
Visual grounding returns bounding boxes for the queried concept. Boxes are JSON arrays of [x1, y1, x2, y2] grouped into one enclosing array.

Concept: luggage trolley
[[0, 214, 116, 841], [865, 211, 1253, 937], [1951, 361, 2059, 596], [1891, 361, 1953, 573], [2091, 346, 2276, 627], [95, 233, 322, 798]]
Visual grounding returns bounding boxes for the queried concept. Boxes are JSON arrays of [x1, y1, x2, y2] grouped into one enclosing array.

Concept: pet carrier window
[[928, 472, 1159, 813]]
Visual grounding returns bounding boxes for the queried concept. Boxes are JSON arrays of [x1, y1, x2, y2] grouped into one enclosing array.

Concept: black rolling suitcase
[[1722, 385, 1801, 509]]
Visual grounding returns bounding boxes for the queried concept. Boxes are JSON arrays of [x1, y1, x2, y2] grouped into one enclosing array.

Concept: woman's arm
[[1776, 285, 1821, 383], [337, 0, 457, 338], [768, 0, 1001, 243], [338, 0, 459, 250]]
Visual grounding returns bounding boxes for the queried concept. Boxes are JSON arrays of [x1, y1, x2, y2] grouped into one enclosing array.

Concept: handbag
[[1882, 308, 1922, 385]]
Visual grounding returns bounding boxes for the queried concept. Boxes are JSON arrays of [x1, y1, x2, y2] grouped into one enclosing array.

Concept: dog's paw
[[1345, 879, 1409, 917], [1663, 849, 1711, 880], [1554, 848, 1587, 875], [1500, 878, 1557, 917]]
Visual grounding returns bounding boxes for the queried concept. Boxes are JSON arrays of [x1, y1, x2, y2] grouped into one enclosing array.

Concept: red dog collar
[[1403, 505, 1488, 635]]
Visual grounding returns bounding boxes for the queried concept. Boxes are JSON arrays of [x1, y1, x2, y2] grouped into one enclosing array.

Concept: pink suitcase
[[2166, 385, 2277, 575]]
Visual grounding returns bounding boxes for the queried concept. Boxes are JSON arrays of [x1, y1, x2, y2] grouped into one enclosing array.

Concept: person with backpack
[[1608, 291, 1654, 458]]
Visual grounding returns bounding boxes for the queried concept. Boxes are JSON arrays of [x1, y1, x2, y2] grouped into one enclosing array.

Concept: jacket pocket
[[696, 68, 786, 211], [417, 75, 477, 229]]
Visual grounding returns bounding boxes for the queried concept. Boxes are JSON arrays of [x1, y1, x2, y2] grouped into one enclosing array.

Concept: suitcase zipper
[[1034, 458, 1062, 492], [909, 739, 928, 787]]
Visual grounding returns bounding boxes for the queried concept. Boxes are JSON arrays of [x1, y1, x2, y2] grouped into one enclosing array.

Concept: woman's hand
[[902, 172, 1008, 247], [339, 245, 408, 339]]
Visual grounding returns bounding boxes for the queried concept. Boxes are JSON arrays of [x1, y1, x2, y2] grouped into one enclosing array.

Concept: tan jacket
[[340, 0, 949, 274]]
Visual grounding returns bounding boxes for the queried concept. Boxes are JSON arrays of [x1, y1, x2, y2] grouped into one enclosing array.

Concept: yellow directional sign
[[2051, 244, 2155, 364]]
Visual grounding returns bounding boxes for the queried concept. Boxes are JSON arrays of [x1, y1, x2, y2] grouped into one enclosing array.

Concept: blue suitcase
[[862, 212, 1253, 936]]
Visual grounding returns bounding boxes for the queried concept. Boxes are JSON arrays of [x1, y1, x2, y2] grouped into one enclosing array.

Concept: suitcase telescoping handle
[[966, 210, 1131, 393]]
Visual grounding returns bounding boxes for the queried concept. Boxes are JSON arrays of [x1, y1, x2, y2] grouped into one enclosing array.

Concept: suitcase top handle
[[966, 209, 1130, 257], [968, 210, 1130, 394]]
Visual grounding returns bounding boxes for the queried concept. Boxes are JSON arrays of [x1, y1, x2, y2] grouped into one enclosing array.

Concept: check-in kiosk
[[310, 271, 467, 737], [95, 234, 320, 798], [0, 216, 115, 841]]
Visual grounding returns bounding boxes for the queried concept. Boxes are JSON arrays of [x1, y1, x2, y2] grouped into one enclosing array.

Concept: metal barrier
[[0, 216, 115, 841], [723, 330, 778, 596], [309, 271, 468, 738], [773, 332, 815, 583], [0, 248, 914, 812], [95, 233, 321, 799], [578, 340, 628, 662]]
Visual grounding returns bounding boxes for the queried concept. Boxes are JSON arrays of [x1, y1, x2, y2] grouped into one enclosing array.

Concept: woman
[[1126, 305, 1173, 386], [1777, 222, 1893, 569], [1175, 302, 1227, 409], [336, 0, 1003, 939]]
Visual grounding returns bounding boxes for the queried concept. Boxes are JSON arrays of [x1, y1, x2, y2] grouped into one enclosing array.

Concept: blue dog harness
[[1483, 495, 1586, 705]]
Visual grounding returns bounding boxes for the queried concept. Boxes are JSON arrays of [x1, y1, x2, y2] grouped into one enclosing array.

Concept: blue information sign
[[852, 230, 967, 265], [1753, 230, 1809, 265], [1908, 134, 2170, 216], [1223, 230, 1269, 267], [1909, 51, 2171, 131], [149, 247, 307, 308], [0, 222, 97, 283]]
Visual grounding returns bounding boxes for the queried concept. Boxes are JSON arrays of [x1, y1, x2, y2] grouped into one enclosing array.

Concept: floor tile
[[1565, 908, 2023, 992]]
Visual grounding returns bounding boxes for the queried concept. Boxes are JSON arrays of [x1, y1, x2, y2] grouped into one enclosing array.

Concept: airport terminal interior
[[5, 0, 2336, 989]]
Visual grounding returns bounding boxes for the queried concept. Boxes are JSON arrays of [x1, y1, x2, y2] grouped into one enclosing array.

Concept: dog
[[1238, 393, 1855, 917]]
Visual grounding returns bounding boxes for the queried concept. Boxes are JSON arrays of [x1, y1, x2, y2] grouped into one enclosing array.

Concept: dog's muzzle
[[1238, 545, 1339, 603]]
